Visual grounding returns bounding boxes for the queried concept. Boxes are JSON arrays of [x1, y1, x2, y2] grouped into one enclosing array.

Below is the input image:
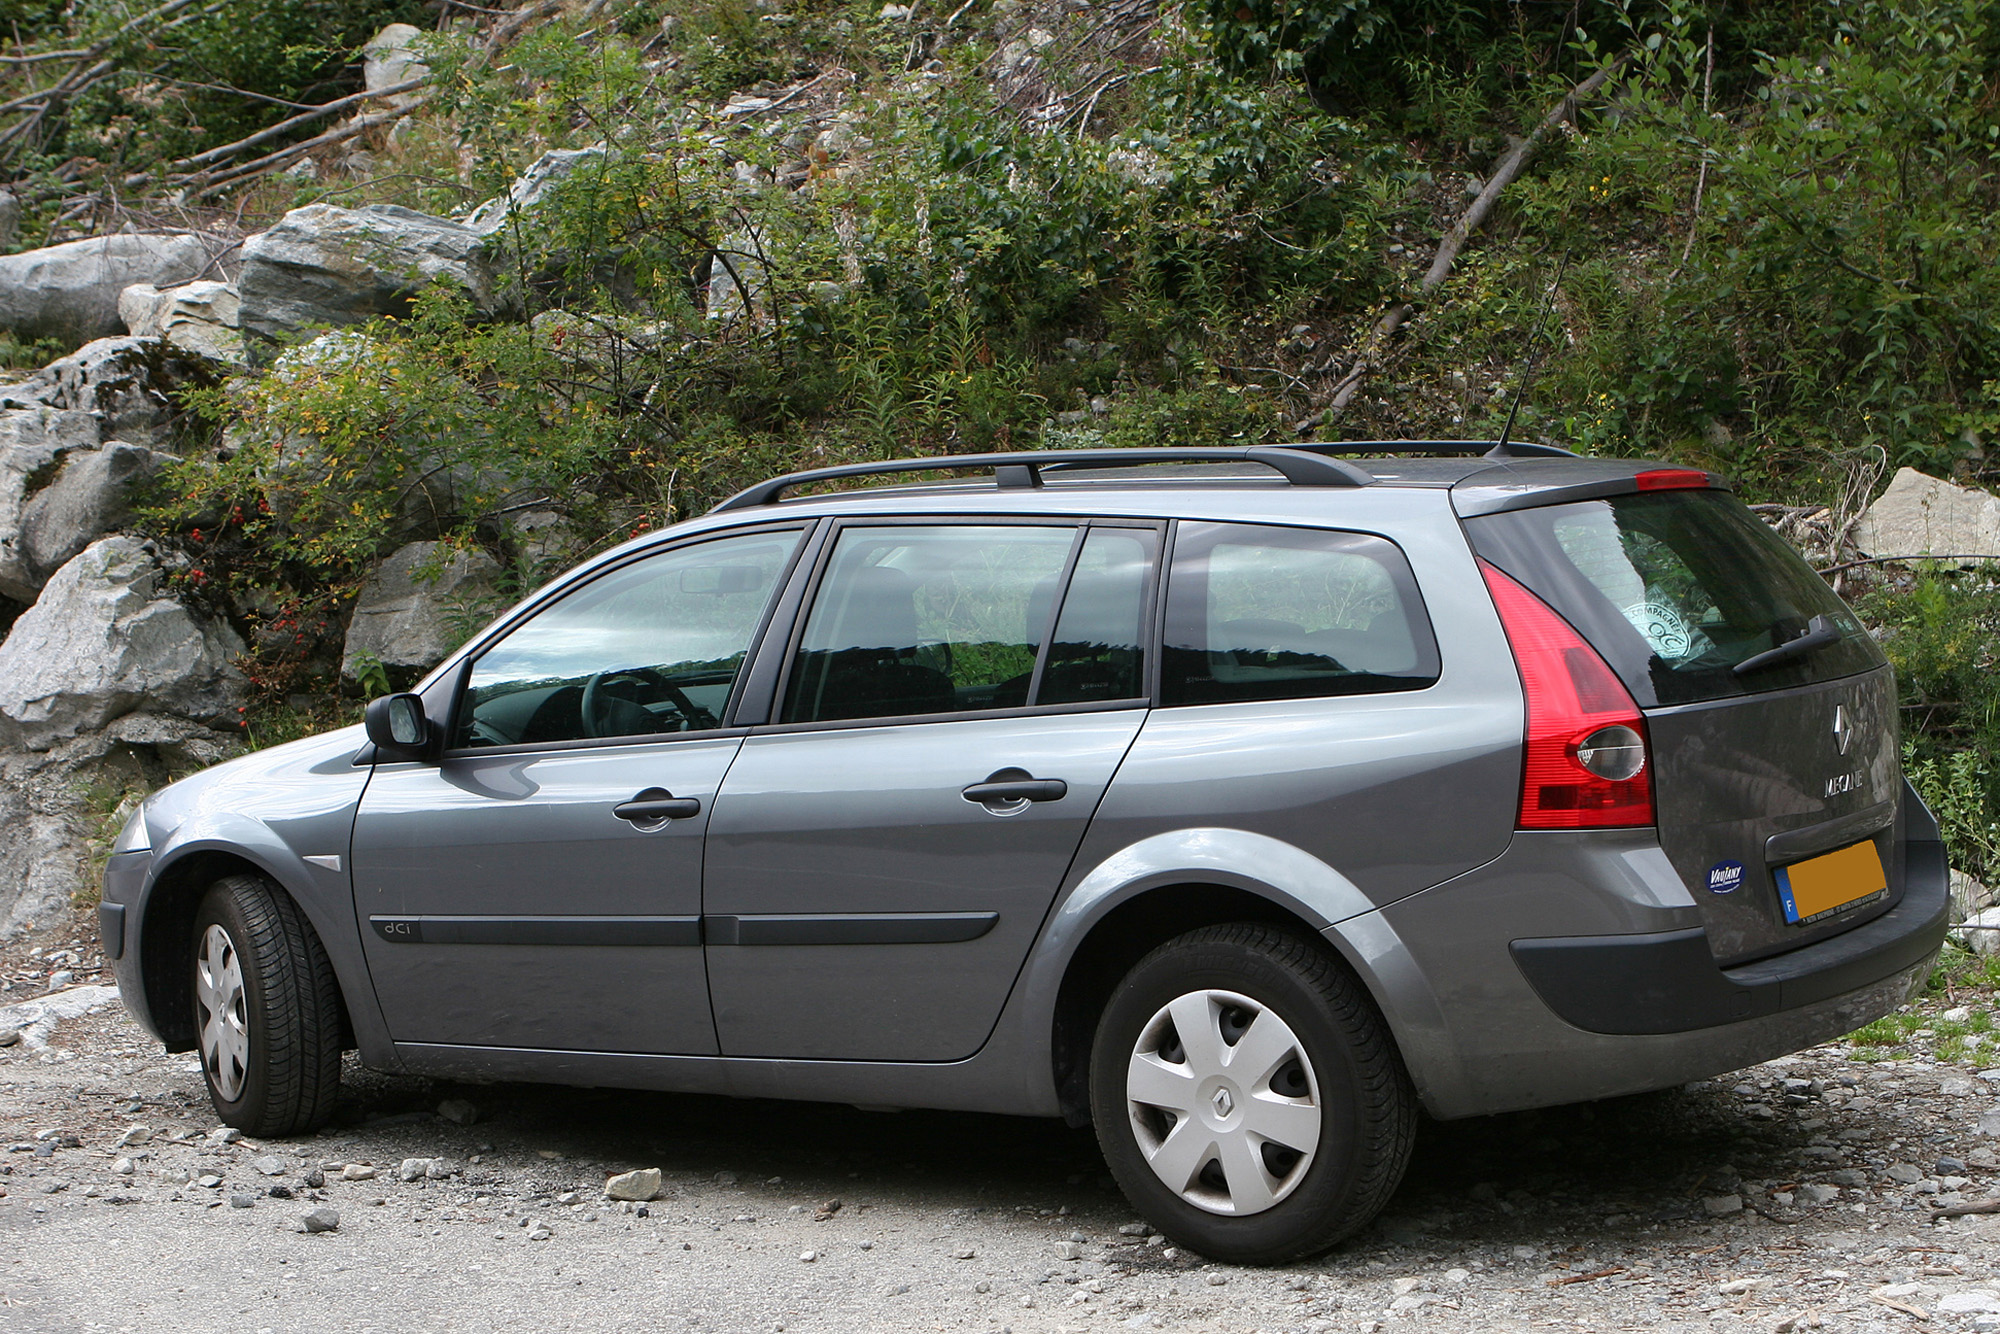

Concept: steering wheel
[[579, 667, 711, 739]]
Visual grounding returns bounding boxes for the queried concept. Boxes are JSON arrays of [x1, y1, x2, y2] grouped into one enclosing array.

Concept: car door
[[703, 520, 1159, 1061], [350, 526, 807, 1055]]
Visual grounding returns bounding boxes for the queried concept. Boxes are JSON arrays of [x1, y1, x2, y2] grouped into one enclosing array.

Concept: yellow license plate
[[1776, 840, 1888, 925]]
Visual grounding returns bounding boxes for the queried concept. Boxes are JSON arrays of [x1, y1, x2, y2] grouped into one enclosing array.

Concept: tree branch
[[1328, 58, 1625, 413]]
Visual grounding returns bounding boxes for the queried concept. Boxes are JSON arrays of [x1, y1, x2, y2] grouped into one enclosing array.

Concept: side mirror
[[365, 693, 436, 762]]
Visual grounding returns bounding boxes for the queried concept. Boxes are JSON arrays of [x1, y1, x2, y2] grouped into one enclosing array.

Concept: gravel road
[[8, 962, 2000, 1333]]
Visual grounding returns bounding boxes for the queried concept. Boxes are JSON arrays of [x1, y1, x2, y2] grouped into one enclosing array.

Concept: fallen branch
[[176, 101, 429, 200], [1817, 554, 2000, 576], [1930, 1197, 2000, 1219], [1547, 1267, 1625, 1287], [1328, 58, 1625, 413], [171, 75, 429, 171]]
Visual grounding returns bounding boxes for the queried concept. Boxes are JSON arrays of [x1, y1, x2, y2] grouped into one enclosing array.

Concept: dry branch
[[1327, 59, 1625, 413]]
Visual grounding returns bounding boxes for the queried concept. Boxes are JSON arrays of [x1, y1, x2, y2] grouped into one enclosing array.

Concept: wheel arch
[[1050, 881, 1339, 1126], [139, 849, 356, 1054]]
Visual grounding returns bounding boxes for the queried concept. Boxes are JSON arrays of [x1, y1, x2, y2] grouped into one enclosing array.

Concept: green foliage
[[1861, 570, 2000, 877]]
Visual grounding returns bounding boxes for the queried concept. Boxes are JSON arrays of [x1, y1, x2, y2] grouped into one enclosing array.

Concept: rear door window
[[1465, 490, 1884, 707], [1161, 522, 1440, 706]]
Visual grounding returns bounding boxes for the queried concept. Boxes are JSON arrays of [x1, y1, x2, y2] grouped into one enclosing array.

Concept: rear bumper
[[1348, 787, 1948, 1120], [1509, 831, 1948, 1034]]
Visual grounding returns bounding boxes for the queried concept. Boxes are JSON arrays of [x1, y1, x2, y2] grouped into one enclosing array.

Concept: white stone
[[361, 24, 430, 109], [0, 537, 245, 749], [117, 281, 243, 362], [461, 149, 605, 237], [0, 234, 217, 345], [1954, 906, 2000, 958], [603, 1167, 663, 1202], [18, 442, 176, 596], [1854, 468, 2000, 564]]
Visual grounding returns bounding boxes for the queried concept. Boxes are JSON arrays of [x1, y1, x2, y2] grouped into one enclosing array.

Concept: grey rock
[[604, 1167, 663, 1202], [300, 1205, 340, 1233], [301, 1167, 325, 1189], [22, 336, 219, 446], [114, 1125, 151, 1147], [252, 1156, 287, 1176], [1855, 467, 2000, 564], [196, 1173, 222, 1188], [361, 23, 430, 109], [237, 205, 502, 353], [1797, 1183, 1841, 1206], [18, 442, 176, 594], [1940, 1293, 2000, 1315], [0, 191, 16, 251], [207, 1126, 241, 1144], [462, 149, 605, 236], [0, 234, 218, 345], [1886, 1162, 1925, 1184], [230, 1192, 256, 1208], [0, 406, 102, 601], [1956, 907, 2000, 958], [1701, 1194, 1744, 1216], [396, 1157, 439, 1182], [1056, 1241, 1085, 1259], [118, 281, 243, 362], [1939, 1156, 1968, 1175], [436, 1097, 478, 1126], [528, 1226, 552, 1241], [340, 541, 500, 678], [112, 1156, 134, 1175], [339, 1163, 378, 1181], [0, 537, 246, 749]]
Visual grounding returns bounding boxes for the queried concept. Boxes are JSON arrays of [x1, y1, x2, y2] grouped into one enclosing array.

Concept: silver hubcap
[[1126, 989, 1321, 1216], [195, 924, 249, 1103]]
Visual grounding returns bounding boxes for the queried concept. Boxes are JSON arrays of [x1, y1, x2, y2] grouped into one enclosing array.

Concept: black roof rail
[[708, 447, 1374, 513], [1293, 439, 1577, 459]]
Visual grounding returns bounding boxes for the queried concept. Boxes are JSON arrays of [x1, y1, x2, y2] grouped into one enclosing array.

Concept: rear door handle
[[614, 788, 703, 825], [961, 776, 1068, 804]]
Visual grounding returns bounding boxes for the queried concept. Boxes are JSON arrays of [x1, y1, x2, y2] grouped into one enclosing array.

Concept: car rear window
[[1465, 489, 1884, 707], [1161, 522, 1439, 706]]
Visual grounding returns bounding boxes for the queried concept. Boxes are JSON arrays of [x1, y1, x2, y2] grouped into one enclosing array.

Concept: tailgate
[[1463, 484, 1902, 965]]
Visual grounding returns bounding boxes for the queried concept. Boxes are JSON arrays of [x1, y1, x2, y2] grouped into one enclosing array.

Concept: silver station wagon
[[100, 442, 1949, 1262]]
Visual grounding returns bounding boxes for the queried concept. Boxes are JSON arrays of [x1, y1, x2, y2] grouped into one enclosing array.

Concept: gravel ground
[[8, 923, 2000, 1333]]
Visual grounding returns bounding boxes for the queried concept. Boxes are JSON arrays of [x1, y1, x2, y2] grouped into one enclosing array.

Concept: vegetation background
[[4, 0, 2000, 877]]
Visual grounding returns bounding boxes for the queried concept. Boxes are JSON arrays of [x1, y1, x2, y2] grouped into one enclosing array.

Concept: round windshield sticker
[[1623, 600, 1695, 659], [1707, 860, 1746, 895]]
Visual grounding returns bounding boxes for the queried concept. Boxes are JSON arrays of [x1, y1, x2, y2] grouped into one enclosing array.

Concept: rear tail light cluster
[[1479, 560, 1656, 829]]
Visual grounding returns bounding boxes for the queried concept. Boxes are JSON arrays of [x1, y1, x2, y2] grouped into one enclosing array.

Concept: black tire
[[191, 874, 343, 1137], [1088, 923, 1416, 1264]]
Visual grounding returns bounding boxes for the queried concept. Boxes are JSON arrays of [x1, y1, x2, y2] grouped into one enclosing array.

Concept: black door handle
[[961, 777, 1068, 805], [614, 788, 703, 824]]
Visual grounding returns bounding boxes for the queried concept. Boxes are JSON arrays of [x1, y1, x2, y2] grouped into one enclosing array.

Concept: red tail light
[[1479, 560, 1655, 829]]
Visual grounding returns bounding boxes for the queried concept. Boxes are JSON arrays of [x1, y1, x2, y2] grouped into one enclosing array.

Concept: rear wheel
[[1089, 923, 1415, 1264], [192, 874, 343, 1136]]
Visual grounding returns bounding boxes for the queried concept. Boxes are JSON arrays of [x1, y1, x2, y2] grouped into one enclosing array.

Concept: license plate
[[1776, 840, 1888, 925]]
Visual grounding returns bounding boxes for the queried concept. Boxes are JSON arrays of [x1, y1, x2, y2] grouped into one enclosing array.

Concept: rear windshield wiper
[[1734, 614, 1840, 676]]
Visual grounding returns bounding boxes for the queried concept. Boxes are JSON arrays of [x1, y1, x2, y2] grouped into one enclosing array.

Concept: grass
[[1845, 942, 2000, 1063]]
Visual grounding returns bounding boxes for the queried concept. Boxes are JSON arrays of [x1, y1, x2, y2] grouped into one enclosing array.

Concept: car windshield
[[1465, 489, 1884, 707]]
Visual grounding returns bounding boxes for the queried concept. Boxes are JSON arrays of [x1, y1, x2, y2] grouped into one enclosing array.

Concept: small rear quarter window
[[1161, 522, 1440, 706]]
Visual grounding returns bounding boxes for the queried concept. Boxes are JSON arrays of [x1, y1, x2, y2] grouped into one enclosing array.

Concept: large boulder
[[342, 540, 502, 679], [236, 204, 502, 353], [17, 442, 174, 593], [0, 234, 219, 346], [1854, 468, 2000, 564], [0, 536, 245, 750], [0, 407, 103, 602], [21, 336, 219, 445], [118, 280, 244, 363]]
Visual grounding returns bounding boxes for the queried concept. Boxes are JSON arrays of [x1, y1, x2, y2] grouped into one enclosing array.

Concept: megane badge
[[1833, 704, 1854, 756]]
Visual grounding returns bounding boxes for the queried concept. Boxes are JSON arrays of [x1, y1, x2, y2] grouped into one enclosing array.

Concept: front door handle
[[614, 788, 703, 825], [961, 774, 1069, 805]]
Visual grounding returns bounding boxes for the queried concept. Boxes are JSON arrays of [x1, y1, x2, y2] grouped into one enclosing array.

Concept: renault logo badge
[[1211, 1087, 1234, 1118], [1833, 704, 1854, 756]]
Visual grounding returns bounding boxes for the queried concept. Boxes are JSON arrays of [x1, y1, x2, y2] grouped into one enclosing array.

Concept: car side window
[[783, 524, 1078, 724], [453, 529, 803, 748], [1161, 522, 1439, 706], [1039, 527, 1159, 705]]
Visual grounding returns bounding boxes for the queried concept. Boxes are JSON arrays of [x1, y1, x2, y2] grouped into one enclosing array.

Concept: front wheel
[[192, 874, 343, 1137], [1089, 923, 1416, 1264]]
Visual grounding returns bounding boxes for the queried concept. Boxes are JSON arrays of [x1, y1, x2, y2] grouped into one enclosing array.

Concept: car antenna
[[1493, 250, 1571, 455]]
